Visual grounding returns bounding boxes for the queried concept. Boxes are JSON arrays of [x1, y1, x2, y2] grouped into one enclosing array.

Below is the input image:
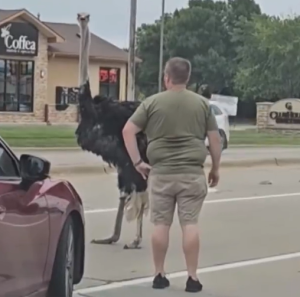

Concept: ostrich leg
[[91, 196, 125, 244], [123, 203, 144, 249]]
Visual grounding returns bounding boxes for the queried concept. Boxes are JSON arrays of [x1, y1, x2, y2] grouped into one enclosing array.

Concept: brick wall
[[46, 104, 78, 124]]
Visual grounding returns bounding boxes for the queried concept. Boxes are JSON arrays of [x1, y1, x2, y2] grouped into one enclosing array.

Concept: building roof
[[0, 9, 20, 20], [0, 9, 136, 62], [45, 22, 132, 62], [0, 9, 64, 42]]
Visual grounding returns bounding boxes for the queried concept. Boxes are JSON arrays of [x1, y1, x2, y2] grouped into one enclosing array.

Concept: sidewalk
[[14, 149, 112, 175], [13, 147, 300, 175]]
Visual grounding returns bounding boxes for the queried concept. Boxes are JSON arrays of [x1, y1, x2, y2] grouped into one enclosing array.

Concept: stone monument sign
[[257, 98, 300, 131]]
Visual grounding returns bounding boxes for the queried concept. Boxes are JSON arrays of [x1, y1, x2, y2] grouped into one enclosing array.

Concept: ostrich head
[[198, 84, 212, 99], [77, 12, 96, 119]]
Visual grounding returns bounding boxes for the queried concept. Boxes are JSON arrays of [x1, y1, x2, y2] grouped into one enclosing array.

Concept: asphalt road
[[52, 165, 300, 297]]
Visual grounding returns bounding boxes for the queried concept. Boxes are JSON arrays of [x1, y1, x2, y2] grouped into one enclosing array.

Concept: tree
[[135, 14, 173, 97], [234, 14, 300, 100], [165, 4, 231, 93], [135, 0, 262, 97]]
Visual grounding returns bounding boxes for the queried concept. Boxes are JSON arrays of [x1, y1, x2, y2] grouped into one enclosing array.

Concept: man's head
[[198, 84, 212, 99], [164, 57, 191, 90]]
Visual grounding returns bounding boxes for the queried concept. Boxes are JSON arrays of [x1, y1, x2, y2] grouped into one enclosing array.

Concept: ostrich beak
[[77, 13, 90, 22]]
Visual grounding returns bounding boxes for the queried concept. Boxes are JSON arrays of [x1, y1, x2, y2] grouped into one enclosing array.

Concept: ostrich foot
[[123, 238, 142, 249], [91, 235, 119, 245], [91, 196, 126, 245]]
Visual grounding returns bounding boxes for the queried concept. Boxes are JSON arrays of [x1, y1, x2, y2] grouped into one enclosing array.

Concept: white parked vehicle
[[205, 101, 230, 150]]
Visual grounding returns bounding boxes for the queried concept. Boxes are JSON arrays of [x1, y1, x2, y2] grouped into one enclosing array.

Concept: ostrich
[[75, 13, 149, 249]]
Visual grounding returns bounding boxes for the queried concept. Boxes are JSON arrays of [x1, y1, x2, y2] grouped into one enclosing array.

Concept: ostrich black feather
[[75, 81, 148, 196]]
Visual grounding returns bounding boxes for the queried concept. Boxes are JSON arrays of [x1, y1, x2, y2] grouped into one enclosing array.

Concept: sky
[[2, 0, 300, 48]]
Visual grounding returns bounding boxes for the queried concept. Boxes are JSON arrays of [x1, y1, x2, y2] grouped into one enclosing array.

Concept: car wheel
[[219, 129, 227, 150], [48, 216, 75, 297]]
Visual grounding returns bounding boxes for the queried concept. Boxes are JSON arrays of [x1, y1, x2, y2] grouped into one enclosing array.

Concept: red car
[[0, 137, 85, 297]]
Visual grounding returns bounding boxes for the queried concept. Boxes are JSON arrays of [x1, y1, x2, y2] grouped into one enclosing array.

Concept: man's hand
[[208, 168, 219, 187], [135, 162, 151, 179], [207, 130, 221, 187]]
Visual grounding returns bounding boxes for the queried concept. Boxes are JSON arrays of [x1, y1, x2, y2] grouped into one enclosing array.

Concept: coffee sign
[[0, 22, 38, 56], [268, 99, 300, 125]]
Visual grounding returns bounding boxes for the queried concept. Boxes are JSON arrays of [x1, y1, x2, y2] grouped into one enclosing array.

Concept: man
[[198, 84, 212, 99], [122, 57, 222, 292]]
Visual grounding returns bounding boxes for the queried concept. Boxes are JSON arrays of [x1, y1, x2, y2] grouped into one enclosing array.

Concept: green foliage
[[135, 0, 300, 102], [135, 14, 174, 96], [234, 14, 300, 100], [136, 0, 262, 98], [165, 5, 232, 92]]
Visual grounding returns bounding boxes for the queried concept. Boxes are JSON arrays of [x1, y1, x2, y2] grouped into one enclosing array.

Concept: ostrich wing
[[76, 122, 131, 169], [76, 99, 148, 169]]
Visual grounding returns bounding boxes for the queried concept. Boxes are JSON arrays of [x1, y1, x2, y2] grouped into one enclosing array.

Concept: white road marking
[[84, 208, 118, 214], [205, 192, 300, 204], [83, 192, 300, 214], [75, 251, 300, 294], [208, 187, 218, 193]]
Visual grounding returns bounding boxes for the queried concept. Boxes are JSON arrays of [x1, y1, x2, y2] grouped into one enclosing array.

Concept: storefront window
[[0, 59, 34, 112], [99, 68, 120, 98]]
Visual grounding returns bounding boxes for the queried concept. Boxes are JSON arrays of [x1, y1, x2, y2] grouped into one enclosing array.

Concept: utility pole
[[158, 0, 165, 92], [127, 0, 137, 101]]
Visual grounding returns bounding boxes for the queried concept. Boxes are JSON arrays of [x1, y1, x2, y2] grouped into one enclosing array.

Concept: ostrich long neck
[[78, 20, 90, 86], [77, 14, 96, 120]]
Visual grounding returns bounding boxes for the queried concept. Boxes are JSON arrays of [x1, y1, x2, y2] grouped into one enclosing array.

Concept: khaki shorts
[[149, 174, 207, 226]]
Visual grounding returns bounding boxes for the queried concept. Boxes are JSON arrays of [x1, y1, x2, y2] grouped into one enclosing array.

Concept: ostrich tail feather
[[124, 191, 149, 222]]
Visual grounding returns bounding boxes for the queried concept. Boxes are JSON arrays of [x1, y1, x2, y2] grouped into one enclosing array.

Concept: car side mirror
[[20, 154, 50, 182]]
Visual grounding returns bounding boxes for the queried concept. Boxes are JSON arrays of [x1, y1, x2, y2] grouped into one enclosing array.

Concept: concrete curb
[[50, 158, 300, 175], [50, 165, 116, 175], [12, 145, 300, 151], [218, 158, 300, 168]]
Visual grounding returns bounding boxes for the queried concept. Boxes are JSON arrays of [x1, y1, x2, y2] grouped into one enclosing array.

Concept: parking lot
[[54, 165, 300, 297]]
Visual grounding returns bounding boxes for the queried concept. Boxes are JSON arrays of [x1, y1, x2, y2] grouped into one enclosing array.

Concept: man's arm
[[207, 130, 221, 170], [122, 102, 147, 165], [206, 106, 222, 171], [123, 121, 142, 165]]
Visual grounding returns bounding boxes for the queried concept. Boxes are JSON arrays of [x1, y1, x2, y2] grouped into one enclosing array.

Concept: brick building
[[0, 9, 131, 123]]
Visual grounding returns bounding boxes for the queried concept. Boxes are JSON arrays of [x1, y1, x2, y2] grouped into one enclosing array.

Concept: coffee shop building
[[0, 9, 130, 123]]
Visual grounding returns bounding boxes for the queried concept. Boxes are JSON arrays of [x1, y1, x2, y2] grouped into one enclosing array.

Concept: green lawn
[[0, 125, 77, 147], [0, 125, 299, 147], [230, 130, 300, 145]]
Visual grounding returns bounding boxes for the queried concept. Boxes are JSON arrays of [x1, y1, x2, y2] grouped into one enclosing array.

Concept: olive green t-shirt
[[129, 89, 218, 174]]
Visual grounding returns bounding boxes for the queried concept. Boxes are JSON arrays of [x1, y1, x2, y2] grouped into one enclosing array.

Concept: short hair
[[164, 57, 191, 85]]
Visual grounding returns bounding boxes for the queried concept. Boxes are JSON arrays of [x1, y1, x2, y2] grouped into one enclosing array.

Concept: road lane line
[[84, 208, 117, 214], [74, 251, 300, 294], [84, 192, 300, 214]]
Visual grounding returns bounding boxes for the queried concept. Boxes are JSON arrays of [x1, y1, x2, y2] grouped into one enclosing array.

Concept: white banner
[[211, 94, 238, 116]]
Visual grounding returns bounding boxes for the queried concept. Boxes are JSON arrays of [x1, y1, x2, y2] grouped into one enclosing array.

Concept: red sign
[[99, 68, 118, 83]]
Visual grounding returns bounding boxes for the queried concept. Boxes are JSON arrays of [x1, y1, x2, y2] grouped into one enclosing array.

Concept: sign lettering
[[268, 99, 300, 125], [0, 22, 38, 56]]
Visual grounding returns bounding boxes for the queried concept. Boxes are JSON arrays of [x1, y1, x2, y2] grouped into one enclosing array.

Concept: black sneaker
[[185, 276, 203, 292], [152, 273, 170, 289]]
